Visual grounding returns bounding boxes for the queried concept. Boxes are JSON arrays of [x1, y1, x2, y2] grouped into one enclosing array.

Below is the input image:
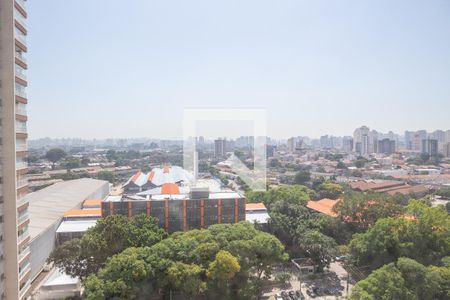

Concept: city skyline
[[26, 0, 450, 139]]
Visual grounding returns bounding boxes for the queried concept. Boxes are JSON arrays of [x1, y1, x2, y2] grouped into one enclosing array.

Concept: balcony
[[16, 143, 27, 152], [18, 246, 30, 262], [16, 161, 27, 170], [15, 66, 27, 81], [18, 261, 30, 278], [15, 86, 26, 98], [17, 228, 29, 245], [14, 10, 26, 29], [17, 177, 28, 188], [15, 51, 27, 64], [17, 212, 28, 225], [16, 195, 28, 208], [16, 124, 27, 134], [15, 0, 26, 10], [16, 104, 27, 116]]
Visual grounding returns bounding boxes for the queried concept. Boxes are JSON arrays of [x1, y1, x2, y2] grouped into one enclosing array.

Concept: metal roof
[[124, 166, 193, 188], [56, 220, 98, 234], [246, 211, 270, 224], [26, 178, 109, 240]]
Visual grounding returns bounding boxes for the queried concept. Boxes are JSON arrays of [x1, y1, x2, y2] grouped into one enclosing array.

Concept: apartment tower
[[0, 0, 31, 298]]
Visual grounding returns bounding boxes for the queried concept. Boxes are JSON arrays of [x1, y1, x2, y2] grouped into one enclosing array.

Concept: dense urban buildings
[[0, 0, 31, 298]]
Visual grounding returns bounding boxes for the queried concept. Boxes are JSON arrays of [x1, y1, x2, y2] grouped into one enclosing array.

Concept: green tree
[[333, 191, 403, 230], [82, 222, 286, 299], [350, 258, 450, 300], [45, 148, 66, 168], [167, 262, 205, 297], [336, 161, 347, 169], [49, 215, 166, 279], [97, 170, 116, 183], [349, 203, 450, 270], [436, 187, 450, 199], [207, 250, 240, 281], [350, 263, 413, 300], [297, 230, 337, 272], [294, 170, 311, 185], [63, 156, 81, 169], [316, 182, 343, 199]]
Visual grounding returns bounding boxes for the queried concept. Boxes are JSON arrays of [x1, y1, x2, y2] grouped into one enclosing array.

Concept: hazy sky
[[27, 0, 450, 139]]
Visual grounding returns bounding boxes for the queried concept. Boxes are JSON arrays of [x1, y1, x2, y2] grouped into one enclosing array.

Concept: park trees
[[333, 190, 404, 231], [348, 202, 450, 270], [294, 170, 311, 185], [350, 257, 450, 300], [315, 181, 343, 199], [297, 230, 337, 272], [49, 215, 166, 279], [79, 222, 286, 299]]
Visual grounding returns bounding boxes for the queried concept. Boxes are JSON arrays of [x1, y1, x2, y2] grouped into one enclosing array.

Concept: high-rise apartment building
[[353, 126, 370, 155], [444, 142, 450, 158], [342, 136, 353, 152], [412, 130, 427, 152], [0, 0, 31, 298], [214, 138, 226, 158], [377, 138, 396, 155], [422, 139, 438, 156]]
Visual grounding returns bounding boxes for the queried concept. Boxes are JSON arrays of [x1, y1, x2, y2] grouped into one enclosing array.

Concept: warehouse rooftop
[[26, 178, 110, 240]]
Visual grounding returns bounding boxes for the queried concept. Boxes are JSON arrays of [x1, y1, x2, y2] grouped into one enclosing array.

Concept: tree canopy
[[333, 190, 404, 231], [350, 257, 450, 300], [45, 148, 67, 164], [82, 222, 287, 299], [348, 201, 450, 270], [49, 214, 167, 279]]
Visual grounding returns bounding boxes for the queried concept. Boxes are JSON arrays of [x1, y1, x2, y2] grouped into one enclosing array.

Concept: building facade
[[444, 142, 450, 158], [378, 138, 396, 155], [0, 0, 31, 298], [214, 139, 226, 158], [422, 138, 438, 156], [102, 191, 246, 233]]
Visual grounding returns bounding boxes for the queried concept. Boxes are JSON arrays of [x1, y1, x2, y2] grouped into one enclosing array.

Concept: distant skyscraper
[[0, 0, 31, 298], [430, 130, 446, 153], [266, 145, 275, 158], [404, 131, 413, 150], [214, 139, 226, 157], [444, 143, 450, 158], [422, 138, 438, 156], [412, 130, 427, 152], [353, 126, 370, 155], [342, 136, 353, 152], [378, 138, 396, 155]]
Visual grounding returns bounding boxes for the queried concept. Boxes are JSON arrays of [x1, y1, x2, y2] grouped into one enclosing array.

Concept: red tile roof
[[245, 203, 267, 211], [306, 198, 338, 217], [349, 180, 404, 191]]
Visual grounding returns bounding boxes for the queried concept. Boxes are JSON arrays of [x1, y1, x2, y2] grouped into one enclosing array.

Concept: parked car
[[295, 290, 305, 300], [288, 290, 298, 300], [306, 288, 316, 298], [335, 255, 347, 261], [281, 291, 290, 300]]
